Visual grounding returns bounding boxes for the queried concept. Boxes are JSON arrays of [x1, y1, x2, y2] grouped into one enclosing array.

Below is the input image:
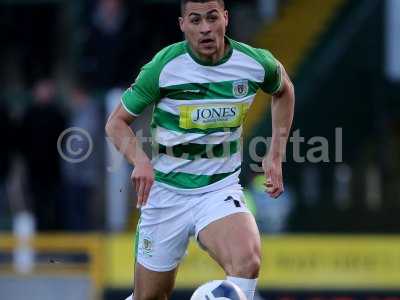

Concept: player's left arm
[[263, 63, 295, 198]]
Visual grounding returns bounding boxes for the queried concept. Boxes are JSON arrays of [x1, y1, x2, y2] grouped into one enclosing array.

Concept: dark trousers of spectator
[[0, 182, 10, 229], [30, 182, 62, 231], [65, 183, 92, 231]]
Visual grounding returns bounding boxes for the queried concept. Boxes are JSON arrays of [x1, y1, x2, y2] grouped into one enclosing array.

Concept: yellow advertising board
[[257, 235, 400, 289], [1, 234, 400, 290], [105, 235, 400, 289]]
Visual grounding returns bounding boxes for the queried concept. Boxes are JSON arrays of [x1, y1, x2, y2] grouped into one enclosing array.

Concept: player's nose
[[199, 20, 211, 34]]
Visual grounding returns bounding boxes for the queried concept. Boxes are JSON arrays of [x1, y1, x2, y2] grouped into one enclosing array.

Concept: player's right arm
[[105, 104, 154, 208], [105, 54, 162, 208], [257, 49, 295, 199]]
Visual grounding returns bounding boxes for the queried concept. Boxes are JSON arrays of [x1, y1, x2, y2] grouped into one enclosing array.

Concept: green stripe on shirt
[[160, 80, 259, 100], [155, 140, 240, 160], [154, 166, 241, 189]]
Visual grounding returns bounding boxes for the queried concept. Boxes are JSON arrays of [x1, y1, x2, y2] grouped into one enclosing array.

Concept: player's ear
[[224, 10, 229, 27], [179, 17, 185, 32]]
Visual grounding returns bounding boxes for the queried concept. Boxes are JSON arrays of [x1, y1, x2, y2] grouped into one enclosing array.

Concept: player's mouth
[[199, 38, 215, 47]]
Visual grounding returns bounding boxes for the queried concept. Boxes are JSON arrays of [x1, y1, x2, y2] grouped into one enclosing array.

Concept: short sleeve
[[121, 59, 161, 116], [258, 49, 283, 95]]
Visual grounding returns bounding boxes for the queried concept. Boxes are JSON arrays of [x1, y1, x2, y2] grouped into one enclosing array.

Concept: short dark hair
[[181, 0, 225, 15]]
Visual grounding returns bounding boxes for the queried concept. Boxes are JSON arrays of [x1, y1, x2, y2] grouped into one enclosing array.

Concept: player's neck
[[189, 38, 231, 65], [208, 41, 228, 64]]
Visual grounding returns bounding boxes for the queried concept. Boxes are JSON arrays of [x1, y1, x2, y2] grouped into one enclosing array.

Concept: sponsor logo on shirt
[[179, 103, 249, 129], [193, 107, 237, 123]]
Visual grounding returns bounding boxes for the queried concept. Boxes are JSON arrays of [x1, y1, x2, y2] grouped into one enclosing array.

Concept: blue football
[[190, 280, 247, 300]]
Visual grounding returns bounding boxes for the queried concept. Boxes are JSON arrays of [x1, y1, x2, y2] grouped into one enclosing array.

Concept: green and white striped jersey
[[122, 37, 283, 194]]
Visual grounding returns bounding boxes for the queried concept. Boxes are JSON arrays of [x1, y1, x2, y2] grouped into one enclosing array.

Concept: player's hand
[[262, 156, 284, 199], [131, 161, 154, 208]]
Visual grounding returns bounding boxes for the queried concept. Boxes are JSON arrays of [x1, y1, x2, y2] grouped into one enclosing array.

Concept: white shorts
[[135, 182, 251, 272]]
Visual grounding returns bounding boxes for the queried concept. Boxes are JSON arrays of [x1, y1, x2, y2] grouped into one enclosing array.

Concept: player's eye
[[207, 15, 218, 22], [190, 17, 200, 24]]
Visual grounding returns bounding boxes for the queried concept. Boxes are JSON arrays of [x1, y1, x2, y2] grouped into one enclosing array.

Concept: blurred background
[[1, 0, 400, 299]]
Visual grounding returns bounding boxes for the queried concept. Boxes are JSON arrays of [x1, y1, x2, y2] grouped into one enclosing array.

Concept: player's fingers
[[136, 177, 145, 208], [272, 175, 284, 198], [265, 181, 275, 194], [268, 186, 280, 197], [264, 170, 273, 194], [265, 175, 273, 187], [271, 188, 283, 199], [280, 178, 284, 193], [131, 173, 138, 193], [266, 170, 282, 198], [266, 179, 278, 194], [271, 170, 279, 188], [267, 177, 280, 198], [264, 169, 273, 186], [141, 178, 154, 206], [276, 168, 283, 186], [132, 178, 136, 194]]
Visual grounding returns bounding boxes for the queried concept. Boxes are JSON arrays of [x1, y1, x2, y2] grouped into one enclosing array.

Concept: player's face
[[179, 1, 228, 62]]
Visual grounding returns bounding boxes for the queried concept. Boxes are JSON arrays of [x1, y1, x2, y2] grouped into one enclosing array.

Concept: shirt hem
[[154, 169, 241, 195]]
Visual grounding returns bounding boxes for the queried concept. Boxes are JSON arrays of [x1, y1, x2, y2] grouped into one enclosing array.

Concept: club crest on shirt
[[232, 79, 249, 98]]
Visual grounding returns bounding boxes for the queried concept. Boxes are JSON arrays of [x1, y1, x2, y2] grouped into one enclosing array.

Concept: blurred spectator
[[0, 103, 14, 228], [245, 174, 294, 233], [0, 4, 60, 87], [62, 82, 101, 231], [20, 79, 67, 231], [82, 0, 134, 88]]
